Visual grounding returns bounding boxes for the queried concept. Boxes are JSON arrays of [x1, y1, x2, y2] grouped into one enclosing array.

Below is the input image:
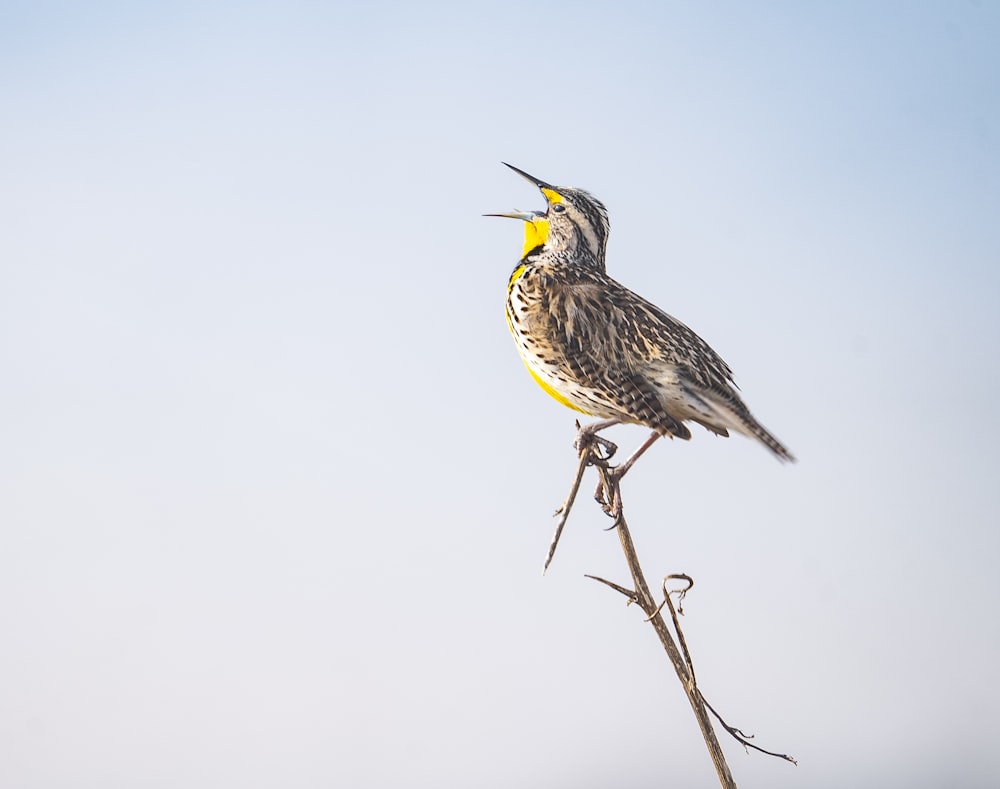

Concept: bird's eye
[[552, 204, 566, 213]]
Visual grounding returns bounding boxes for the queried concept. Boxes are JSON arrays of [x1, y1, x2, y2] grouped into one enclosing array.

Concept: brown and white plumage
[[494, 163, 794, 462]]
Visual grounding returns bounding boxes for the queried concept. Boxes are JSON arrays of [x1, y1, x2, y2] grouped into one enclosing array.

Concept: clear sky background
[[2, 2, 998, 787]]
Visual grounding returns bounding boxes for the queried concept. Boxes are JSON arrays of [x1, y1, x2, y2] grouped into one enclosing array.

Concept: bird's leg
[[612, 430, 662, 480], [596, 431, 662, 516]]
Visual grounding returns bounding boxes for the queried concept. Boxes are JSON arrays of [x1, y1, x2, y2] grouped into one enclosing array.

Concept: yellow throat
[[516, 189, 563, 256], [519, 214, 549, 257]]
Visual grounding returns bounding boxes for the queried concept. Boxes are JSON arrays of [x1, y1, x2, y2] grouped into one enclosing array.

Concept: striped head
[[488, 163, 610, 268]]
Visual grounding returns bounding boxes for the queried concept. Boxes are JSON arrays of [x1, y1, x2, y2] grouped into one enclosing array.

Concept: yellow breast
[[505, 264, 592, 415]]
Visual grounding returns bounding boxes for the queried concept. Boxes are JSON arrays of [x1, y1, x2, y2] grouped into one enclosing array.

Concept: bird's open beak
[[501, 162, 553, 190], [487, 165, 555, 256]]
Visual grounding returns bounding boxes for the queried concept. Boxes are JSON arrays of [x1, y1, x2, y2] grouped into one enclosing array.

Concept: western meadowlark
[[490, 163, 794, 463]]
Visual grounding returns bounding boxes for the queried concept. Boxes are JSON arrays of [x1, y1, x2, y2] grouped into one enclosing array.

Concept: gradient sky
[[2, 2, 998, 787]]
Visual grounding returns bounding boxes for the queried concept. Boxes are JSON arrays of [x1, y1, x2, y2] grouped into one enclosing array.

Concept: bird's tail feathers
[[693, 391, 795, 463]]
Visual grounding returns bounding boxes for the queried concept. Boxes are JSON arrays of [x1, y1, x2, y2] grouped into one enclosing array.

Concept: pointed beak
[[501, 162, 553, 190], [483, 210, 543, 222]]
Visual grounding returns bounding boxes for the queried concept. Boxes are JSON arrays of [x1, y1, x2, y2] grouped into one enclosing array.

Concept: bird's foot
[[573, 419, 621, 464]]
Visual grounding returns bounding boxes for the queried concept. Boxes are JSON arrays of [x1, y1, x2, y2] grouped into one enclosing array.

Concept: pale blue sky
[[2, 2, 998, 787]]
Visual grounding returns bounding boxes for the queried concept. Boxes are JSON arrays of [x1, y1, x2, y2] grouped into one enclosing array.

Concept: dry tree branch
[[547, 423, 796, 788]]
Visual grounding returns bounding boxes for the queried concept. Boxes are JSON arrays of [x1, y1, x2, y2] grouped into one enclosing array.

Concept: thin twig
[[583, 574, 638, 604], [544, 421, 617, 574], [700, 694, 799, 765], [544, 447, 590, 574]]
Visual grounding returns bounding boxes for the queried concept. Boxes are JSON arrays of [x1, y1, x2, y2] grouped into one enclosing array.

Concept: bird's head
[[486, 163, 610, 266]]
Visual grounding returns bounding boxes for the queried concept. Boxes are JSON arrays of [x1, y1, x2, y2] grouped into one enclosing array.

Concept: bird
[[489, 162, 794, 463]]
